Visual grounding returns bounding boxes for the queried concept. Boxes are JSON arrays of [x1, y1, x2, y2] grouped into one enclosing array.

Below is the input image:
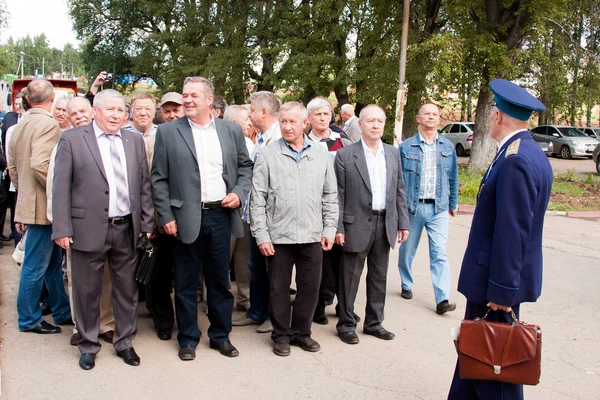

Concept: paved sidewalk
[[1, 215, 599, 399]]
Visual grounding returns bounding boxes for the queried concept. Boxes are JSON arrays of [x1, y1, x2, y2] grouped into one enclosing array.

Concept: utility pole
[[393, 0, 410, 146], [42, 56, 45, 77]]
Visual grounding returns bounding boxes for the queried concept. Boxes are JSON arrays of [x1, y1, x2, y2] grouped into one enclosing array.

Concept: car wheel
[[596, 157, 600, 174], [456, 143, 465, 157], [560, 145, 572, 159]]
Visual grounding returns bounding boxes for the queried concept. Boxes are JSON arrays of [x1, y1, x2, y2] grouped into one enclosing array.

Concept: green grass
[[551, 181, 585, 196], [458, 167, 483, 205]]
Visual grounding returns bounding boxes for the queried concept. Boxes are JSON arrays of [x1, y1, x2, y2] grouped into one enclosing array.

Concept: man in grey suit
[[52, 89, 155, 370], [334, 104, 410, 345], [151, 76, 253, 361], [341, 104, 361, 143]]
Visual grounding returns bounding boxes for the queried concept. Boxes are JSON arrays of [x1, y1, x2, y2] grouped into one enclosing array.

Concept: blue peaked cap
[[490, 79, 546, 121]]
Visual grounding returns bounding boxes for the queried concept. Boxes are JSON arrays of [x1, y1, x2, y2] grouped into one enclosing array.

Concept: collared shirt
[[93, 121, 131, 217], [284, 135, 311, 161], [498, 129, 525, 151], [251, 121, 280, 162], [418, 132, 438, 199], [309, 129, 342, 162], [361, 139, 387, 210], [122, 123, 158, 138], [189, 117, 226, 202], [343, 115, 357, 130]]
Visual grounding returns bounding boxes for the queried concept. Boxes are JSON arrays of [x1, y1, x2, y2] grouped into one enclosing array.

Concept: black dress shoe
[[79, 353, 96, 370], [273, 341, 290, 357], [40, 302, 52, 316], [157, 330, 172, 340], [290, 337, 321, 352], [116, 348, 141, 366], [401, 289, 413, 299], [55, 318, 74, 326], [178, 345, 196, 361], [339, 331, 360, 345], [99, 330, 114, 343], [0, 234, 11, 241], [26, 320, 62, 334], [70, 332, 82, 346], [436, 300, 457, 315], [364, 328, 395, 340], [209, 340, 239, 357], [313, 314, 329, 325]]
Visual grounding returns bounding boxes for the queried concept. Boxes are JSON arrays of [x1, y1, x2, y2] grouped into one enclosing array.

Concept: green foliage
[[585, 173, 596, 185], [458, 167, 483, 205], [551, 181, 585, 195], [563, 169, 577, 182]]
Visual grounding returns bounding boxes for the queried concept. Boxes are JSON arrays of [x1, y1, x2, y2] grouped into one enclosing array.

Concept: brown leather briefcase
[[455, 310, 542, 385]]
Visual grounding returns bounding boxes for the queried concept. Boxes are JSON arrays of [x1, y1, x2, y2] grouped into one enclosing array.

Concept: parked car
[[593, 143, 600, 174], [580, 127, 600, 139], [530, 125, 599, 159], [439, 122, 475, 156]]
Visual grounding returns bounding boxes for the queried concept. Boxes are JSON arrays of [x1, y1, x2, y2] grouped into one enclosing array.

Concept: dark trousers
[[71, 220, 138, 355], [269, 242, 322, 343], [337, 214, 390, 333], [172, 208, 233, 347], [246, 233, 269, 322], [314, 244, 341, 318], [0, 177, 8, 236], [145, 233, 175, 332], [448, 302, 523, 400], [9, 191, 21, 246]]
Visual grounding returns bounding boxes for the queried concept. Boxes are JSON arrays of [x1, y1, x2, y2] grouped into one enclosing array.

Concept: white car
[[439, 122, 475, 156]]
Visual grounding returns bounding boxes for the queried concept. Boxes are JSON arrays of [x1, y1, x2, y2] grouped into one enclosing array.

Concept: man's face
[[308, 106, 331, 133], [15, 98, 23, 115], [182, 82, 213, 121], [488, 107, 500, 141], [232, 109, 252, 136], [359, 107, 386, 141], [161, 102, 184, 122], [341, 111, 351, 122], [93, 96, 127, 135], [53, 99, 69, 128], [416, 104, 440, 130], [68, 100, 93, 127], [249, 100, 264, 131], [131, 98, 156, 132], [280, 108, 307, 144]]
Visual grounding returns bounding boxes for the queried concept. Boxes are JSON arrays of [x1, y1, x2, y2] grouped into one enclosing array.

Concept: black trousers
[[269, 242, 322, 343], [337, 214, 390, 333], [314, 244, 341, 318], [145, 233, 175, 332]]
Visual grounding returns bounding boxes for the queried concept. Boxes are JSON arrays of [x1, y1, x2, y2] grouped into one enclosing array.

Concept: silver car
[[530, 125, 599, 159], [439, 122, 475, 156], [580, 127, 600, 140]]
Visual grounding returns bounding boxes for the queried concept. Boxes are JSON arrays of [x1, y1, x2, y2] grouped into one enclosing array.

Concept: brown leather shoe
[[290, 337, 321, 352], [70, 332, 82, 346], [99, 330, 114, 343], [436, 300, 457, 315], [273, 341, 290, 357]]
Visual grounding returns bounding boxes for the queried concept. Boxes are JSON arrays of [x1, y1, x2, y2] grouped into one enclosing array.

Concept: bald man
[[67, 97, 93, 128]]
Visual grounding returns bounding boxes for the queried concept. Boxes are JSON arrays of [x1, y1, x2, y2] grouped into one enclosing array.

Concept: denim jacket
[[399, 133, 458, 215]]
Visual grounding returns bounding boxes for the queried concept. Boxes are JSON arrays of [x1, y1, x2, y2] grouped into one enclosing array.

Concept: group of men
[[6, 72, 551, 400]]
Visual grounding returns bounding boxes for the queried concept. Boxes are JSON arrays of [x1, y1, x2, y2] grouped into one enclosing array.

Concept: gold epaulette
[[505, 138, 521, 157]]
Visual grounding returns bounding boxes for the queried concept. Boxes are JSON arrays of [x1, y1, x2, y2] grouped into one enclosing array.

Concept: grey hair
[[359, 104, 386, 120], [183, 76, 214, 97], [498, 109, 529, 127], [249, 91, 281, 117], [67, 97, 92, 116], [55, 95, 70, 106], [223, 104, 248, 122], [26, 79, 54, 104], [93, 89, 126, 108], [340, 104, 354, 115], [306, 97, 332, 116], [280, 101, 308, 120]]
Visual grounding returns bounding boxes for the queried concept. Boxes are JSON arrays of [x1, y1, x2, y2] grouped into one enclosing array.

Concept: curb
[[458, 205, 600, 219]]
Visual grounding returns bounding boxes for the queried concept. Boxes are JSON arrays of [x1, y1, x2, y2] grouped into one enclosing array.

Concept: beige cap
[[159, 92, 182, 106]]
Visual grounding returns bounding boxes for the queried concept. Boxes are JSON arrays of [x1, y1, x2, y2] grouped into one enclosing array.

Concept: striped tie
[[104, 133, 129, 214]]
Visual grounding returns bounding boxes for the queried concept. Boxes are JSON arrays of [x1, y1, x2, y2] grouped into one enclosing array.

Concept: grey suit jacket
[[51, 123, 155, 252], [151, 116, 253, 244], [334, 141, 409, 253], [344, 116, 362, 143]]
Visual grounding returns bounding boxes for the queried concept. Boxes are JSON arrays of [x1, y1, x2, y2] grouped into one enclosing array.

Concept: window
[[449, 124, 461, 133]]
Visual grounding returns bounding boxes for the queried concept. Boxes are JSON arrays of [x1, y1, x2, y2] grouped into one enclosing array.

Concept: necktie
[[104, 133, 129, 214]]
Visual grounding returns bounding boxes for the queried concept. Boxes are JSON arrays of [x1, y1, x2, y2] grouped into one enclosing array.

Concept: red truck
[[10, 79, 78, 111]]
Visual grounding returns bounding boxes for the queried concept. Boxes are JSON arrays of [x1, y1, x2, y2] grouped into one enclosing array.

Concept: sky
[[1, 0, 80, 49]]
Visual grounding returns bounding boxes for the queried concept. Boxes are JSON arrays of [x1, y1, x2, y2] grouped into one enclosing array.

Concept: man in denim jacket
[[398, 103, 459, 314]]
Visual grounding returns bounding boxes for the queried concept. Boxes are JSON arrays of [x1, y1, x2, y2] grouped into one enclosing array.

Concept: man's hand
[[90, 71, 109, 94], [163, 221, 178, 237], [258, 242, 275, 257], [221, 192, 240, 208], [335, 233, 345, 246], [16, 222, 27, 235], [397, 230, 409, 244], [321, 237, 334, 251], [449, 209, 458, 217], [55, 237, 73, 250], [487, 301, 513, 313]]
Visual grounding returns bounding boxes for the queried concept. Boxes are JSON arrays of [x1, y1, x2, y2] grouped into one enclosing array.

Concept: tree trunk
[[467, 70, 497, 173]]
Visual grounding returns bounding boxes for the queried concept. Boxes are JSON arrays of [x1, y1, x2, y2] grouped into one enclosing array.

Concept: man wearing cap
[[159, 92, 184, 123], [448, 79, 553, 400]]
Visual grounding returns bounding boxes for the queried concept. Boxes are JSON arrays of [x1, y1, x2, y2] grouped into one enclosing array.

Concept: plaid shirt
[[419, 132, 438, 199]]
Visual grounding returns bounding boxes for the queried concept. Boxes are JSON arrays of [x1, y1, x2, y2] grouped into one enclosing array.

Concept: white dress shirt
[[189, 117, 226, 202], [361, 139, 387, 210], [251, 121, 281, 161], [93, 121, 131, 217], [5, 124, 17, 192], [498, 129, 525, 151]]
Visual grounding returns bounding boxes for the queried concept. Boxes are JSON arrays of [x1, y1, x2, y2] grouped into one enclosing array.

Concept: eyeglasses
[[488, 100, 497, 108]]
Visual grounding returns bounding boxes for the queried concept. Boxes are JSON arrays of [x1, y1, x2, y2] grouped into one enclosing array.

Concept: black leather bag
[[135, 235, 158, 285]]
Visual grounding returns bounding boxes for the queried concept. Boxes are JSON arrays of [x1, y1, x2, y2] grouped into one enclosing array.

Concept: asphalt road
[[0, 214, 599, 399], [458, 154, 599, 177]]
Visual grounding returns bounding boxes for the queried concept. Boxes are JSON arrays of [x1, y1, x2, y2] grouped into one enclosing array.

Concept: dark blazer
[[51, 123, 155, 252], [457, 131, 553, 306], [334, 141, 410, 253], [1, 112, 18, 171], [151, 116, 253, 244]]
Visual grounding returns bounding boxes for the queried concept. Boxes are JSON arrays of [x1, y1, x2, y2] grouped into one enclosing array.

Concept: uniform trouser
[[229, 221, 251, 310], [67, 250, 114, 334], [314, 244, 342, 319], [71, 220, 138, 354], [269, 242, 322, 343], [337, 214, 390, 334], [448, 302, 523, 400], [145, 233, 175, 332]]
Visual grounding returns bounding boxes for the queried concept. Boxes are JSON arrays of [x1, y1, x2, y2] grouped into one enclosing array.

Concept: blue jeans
[[17, 224, 71, 331], [246, 233, 269, 322], [397, 202, 451, 304]]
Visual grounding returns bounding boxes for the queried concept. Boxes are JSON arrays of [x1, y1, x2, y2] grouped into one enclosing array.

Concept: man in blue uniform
[[448, 79, 553, 400]]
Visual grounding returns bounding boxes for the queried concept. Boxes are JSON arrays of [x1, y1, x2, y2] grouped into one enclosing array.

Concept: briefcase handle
[[475, 308, 526, 326]]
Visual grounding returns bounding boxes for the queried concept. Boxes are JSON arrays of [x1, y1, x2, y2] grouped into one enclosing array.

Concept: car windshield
[[557, 127, 587, 137]]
